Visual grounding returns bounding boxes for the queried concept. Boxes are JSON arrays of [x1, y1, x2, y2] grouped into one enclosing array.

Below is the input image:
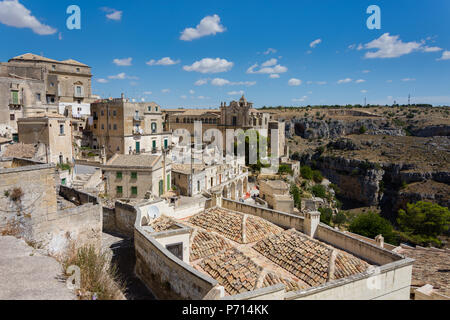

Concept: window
[[151, 122, 157, 133], [148, 106, 152, 112], [76, 68, 80, 72], [50, 82, 55, 87], [94, 124, 97, 129], [159, 180, 163, 196], [52, 65, 56, 70], [131, 172, 138, 179], [59, 124, 65, 135], [11, 91, 19, 104], [113, 110, 117, 116], [131, 186, 138, 195], [10, 114, 15, 121], [155, 107, 159, 112], [116, 172, 123, 179], [101, 124, 104, 130], [36, 93, 41, 101], [152, 140, 156, 150], [116, 186, 123, 194], [117, 146, 120, 151], [101, 110, 104, 116], [197, 181, 200, 192], [164, 139, 168, 150], [75, 86, 82, 96], [166, 243, 183, 260], [232, 116, 237, 126], [113, 124, 117, 130], [61, 178, 67, 186]]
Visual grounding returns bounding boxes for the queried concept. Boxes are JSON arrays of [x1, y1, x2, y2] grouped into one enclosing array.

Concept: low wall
[[222, 199, 304, 232], [286, 260, 413, 300], [134, 208, 218, 300], [59, 185, 99, 206]]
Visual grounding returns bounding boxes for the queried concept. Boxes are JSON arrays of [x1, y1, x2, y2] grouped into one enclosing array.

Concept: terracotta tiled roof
[[106, 154, 160, 167], [198, 248, 262, 295], [190, 230, 233, 261], [253, 229, 369, 287], [148, 215, 179, 232], [188, 207, 283, 244], [396, 246, 450, 297], [261, 272, 305, 292], [2, 143, 36, 159]]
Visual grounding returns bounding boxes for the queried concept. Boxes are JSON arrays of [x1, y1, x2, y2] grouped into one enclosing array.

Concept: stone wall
[[0, 163, 102, 254], [134, 207, 218, 300]]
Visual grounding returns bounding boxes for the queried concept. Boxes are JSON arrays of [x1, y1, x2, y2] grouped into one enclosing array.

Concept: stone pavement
[[0, 236, 75, 300]]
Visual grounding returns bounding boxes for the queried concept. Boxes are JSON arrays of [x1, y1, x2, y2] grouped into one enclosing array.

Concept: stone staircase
[[72, 173, 92, 190]]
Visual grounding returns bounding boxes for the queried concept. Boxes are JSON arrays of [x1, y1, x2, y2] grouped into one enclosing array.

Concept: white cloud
[[146, 57, 180, 66], [437, 50, 450, 61], [0, 0, 57, 35], [180, 14, 225, 41], [401, 78, 416, 82], [386, 80, 393, 83], [189, 90, 195, 95], [362, 70, 370, 73], [210, 78, 256, 87], [181, 95, 187, 99], [348, 44, 357, 50], [228, 90, 245, 96], [261, 58, 277, 67], [292, 96, 308, 102], [310, 39, 322, 48], [361, 90, 368, 93], [337, 78, 352, 84], [108, 73, 138, 80], [97, 78, 108, 83], [143, 91, 152, 95], [363, 33, 422, 58], [162, 89, 170, 93], [183, 58, 233, 73], [422, 46, 442, 52], [288, 78, 302, 86], [197, 96, 208, 100], [113, 57, 132, 66], [101, 7, 122, 21], [316, 81, 327, 85], [247, 62, 288, 76], [211, 78, 230, 86], [58, 32, 62, 40], [355, 79, 366, 83], [263, 48, 277, 55], [269, 74, 280, 79], [195, 79, 208, 86]]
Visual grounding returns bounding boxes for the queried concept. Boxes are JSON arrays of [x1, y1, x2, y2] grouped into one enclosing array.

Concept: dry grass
[[61, 243, 126, 300], [0, 219, 21, 237]]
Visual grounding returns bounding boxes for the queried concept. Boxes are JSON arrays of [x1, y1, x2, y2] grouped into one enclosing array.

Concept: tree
[[349, 211, 396, 244], [333, 212, 347, 227], [290, 184, 302, 210], [312, 170, 324, 183], [278, 164, 293, 175], [359, 125, 367, 134], [301, 166, 313, 180], [397, 201, 450, 247], [319, 208, 332, 226], [311, 184, 327, 198]]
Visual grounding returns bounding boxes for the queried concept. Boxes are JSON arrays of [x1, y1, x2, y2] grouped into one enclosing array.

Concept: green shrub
[[312, 170, 324, 183], [311, 185, 327, 198], [349, 212, 396, 244], [301, 166, 313, 180], [290, 184, 302, 210], [359, 125, 367, 134], [397, 202, 450, 247], [332, 212, 347, 226], [319, 208, 333, 226]]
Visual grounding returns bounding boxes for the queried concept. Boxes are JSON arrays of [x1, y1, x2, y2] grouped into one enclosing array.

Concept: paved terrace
[[146, 207, 372, 297]]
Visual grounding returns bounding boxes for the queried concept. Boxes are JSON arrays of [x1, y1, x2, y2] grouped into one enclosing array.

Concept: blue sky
[[0, 0, 449, 107]]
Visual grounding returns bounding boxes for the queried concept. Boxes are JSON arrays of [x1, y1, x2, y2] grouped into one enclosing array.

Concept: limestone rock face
[[291, 118, 404, 140]]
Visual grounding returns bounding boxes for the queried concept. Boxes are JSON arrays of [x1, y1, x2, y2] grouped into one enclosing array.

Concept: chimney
[[304, 210, 321, 238], [375, 234, 384, 248]]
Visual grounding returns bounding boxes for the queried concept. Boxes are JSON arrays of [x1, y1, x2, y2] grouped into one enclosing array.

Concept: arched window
[[151, 122, 157, 133], [176, 118, 179, 123]]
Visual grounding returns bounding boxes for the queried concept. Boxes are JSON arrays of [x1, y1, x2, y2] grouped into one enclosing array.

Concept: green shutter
[[117, 186, 123, 194], [11, 91, 18, 104], [167, 174, 171, 191], [164, 139, 168, 149], [131, 186, 138, 195], [131, 172, 138, 179], [116, 172, 122, 179], [159, 180, 163, 196]]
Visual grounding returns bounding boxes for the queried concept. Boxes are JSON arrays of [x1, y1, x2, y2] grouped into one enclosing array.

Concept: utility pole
[[408, 94, 411, 106]]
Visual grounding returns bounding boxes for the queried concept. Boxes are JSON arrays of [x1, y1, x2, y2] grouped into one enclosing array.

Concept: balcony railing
[[74, 92, 84, 98], [9, 98, 23, 106], [133, 128, 144, 135], [133, 115, 144, 121]]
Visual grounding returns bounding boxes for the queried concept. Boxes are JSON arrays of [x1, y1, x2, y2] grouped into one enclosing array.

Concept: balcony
[[133, 115, 144, 122], [133, 127, 144, 135], [9, 98, 23, 107], [74, 92, 84, 98]]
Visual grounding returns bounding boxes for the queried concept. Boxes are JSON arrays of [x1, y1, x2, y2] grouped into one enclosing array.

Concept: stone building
[[89, 95, 171, 158], [165, 96, 286, 158], [172, 159, 249, 199], [103, 153, 172, 200], [0, 53, 95, 138], [17, 115, 73, 165], [259, 179, 294, 213]]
